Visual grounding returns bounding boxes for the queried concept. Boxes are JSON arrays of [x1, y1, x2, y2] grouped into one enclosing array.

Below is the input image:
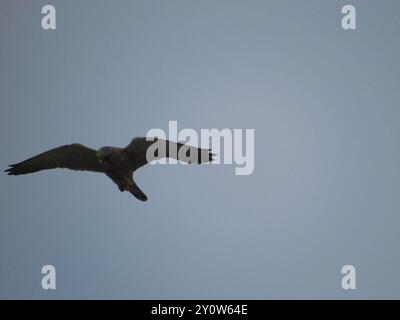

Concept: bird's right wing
[[5, 144, 103, 175]]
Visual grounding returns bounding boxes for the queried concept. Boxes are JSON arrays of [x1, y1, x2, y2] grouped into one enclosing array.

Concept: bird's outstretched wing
[[125, 137, 215, 169], [5, 143, 103, 175]]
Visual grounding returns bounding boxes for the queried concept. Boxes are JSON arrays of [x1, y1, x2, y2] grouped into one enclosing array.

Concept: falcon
[[5, 137, 215, 201]]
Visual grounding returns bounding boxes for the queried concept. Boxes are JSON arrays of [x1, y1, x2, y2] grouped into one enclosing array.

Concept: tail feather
[[127, 181, 148, 202]]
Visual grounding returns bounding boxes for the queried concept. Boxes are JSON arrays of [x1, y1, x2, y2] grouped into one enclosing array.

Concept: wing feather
[[5, 144, 103, 175], [125, 137, 215, 169]]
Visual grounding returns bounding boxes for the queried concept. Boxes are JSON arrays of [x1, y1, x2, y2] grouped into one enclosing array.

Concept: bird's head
[[97, 146, 114, 164]]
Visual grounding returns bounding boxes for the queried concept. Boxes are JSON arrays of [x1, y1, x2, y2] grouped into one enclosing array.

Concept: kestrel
[[5, 137, 215, 201]]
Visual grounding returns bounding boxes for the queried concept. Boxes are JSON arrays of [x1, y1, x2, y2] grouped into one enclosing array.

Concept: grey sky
[[1, 0, 399, 299]]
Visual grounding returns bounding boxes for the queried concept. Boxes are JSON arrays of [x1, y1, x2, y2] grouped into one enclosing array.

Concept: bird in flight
[[5, 137, 215, 201]]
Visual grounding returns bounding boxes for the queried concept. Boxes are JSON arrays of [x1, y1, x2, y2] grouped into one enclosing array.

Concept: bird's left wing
[[5, 143, 103, 175], [125, 137, 215, 169]]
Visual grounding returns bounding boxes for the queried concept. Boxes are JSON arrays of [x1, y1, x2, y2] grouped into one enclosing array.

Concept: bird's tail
[[127, 180, 148, 202]]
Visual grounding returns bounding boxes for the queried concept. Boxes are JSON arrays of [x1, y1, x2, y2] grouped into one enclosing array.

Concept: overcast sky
[[1, 0, 400, 298]]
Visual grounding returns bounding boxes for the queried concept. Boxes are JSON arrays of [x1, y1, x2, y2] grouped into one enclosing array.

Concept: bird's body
[[5, 137, 214, 201]]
